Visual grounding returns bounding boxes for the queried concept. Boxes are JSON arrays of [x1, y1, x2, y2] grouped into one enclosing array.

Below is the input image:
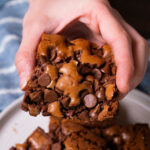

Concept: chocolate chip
[[96, 87, 105, 101], [29, 91, 42, 103], [44, 89, 58, 103], [52, 142, 61, 150], [38, 73, 51, 86], [92, 69, 102, 80], [84, 94, 97, 108]]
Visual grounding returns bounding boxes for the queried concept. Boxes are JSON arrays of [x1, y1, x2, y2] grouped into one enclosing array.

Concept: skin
[[15, 0, 150, 95]]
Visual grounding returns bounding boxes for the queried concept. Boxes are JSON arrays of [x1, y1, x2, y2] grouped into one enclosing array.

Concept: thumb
[[15, 24, 43, 90]]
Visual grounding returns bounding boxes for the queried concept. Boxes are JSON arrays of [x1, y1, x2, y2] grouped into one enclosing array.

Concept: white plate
[[0, 89, 150, 150]]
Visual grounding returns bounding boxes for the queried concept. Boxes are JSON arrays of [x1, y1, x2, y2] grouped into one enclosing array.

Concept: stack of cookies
[[11, 34, 150, 150]]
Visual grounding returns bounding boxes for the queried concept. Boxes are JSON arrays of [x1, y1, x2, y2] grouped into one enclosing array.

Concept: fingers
[[15, 21, 43, 90], [122, 22, 150, 89], [97, 5, 134, 94], [110, 8, 150, 90]]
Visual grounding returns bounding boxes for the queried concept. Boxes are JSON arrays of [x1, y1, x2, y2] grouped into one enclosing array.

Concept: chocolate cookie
[[10, 117, 107, 150], [103, 123, 150, 150], [10, 117, 150, 150], [22, 34, 120, 122], [10, 127, 52, 150]]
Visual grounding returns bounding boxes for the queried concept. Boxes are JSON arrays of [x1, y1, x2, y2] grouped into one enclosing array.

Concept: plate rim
[[0, 96, 23, 121]]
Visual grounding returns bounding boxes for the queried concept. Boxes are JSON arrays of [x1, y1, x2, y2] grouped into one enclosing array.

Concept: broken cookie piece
[[10, 117, 150, 150], [10, 117, 107, 150], [22, 34, 120, 122]]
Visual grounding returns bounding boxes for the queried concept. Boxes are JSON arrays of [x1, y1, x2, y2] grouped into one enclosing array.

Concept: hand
[[15, 0, 150, 95]]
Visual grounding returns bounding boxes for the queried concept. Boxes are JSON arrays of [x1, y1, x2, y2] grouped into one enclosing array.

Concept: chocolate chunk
[[92, 68, 102, 80], [96, 87, 105, 101], [84, 94, 97, 108], [48, 101, 63, 118], [38, 73, 51, 86], [44, 89, 58, 103], [28, 105, 41, 116], [52, 142, 61, 150], [101, 63, 110, 74], [29, 91, 42, 103], [61, 97, 70, 108]]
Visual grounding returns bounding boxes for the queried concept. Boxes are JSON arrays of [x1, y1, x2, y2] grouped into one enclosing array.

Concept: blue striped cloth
[[0, 0, 28, 112], [0, 0, 149, 112]]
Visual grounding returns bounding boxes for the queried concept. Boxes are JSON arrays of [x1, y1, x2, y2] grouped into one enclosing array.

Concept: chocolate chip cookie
[[22, 34, 120, 122], [10, 117, 150, 150]]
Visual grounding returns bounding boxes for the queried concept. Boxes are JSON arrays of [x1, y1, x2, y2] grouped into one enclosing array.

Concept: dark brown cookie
[[102, 123, 150, 150], [10, 117, 107, 150], [10, 117, 150, 150], [22, 34, 120, 122]]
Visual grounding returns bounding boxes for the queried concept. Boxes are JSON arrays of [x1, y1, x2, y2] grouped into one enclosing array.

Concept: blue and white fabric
[[0, 0, 28, 112], [0, 0, 149, 112]]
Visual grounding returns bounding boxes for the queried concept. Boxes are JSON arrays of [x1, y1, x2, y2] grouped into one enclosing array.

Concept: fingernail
[[19, 72, 30, 90]]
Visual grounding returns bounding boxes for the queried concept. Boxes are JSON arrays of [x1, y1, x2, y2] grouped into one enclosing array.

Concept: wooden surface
[[110, 0, 150, 38]]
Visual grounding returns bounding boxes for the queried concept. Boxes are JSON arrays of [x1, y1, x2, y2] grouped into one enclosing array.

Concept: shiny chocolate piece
[[84, 94, 97, 108], [38, 73, 51, 86], [44, 89, 58, 103], [22, 34, 120, 122]]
